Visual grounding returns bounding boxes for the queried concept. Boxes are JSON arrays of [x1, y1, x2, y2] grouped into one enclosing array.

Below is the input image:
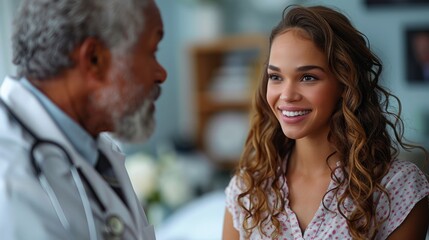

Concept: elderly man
[[0, 0, 167, 239]]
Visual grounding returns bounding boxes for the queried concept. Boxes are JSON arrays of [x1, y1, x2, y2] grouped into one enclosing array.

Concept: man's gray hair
[[12, 0, 149, 80]]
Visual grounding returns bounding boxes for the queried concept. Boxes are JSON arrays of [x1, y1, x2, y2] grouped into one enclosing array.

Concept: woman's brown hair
[[236, 5, 424, 239]]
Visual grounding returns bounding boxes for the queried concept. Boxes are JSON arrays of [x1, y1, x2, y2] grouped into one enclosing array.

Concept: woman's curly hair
[[236, 5, 424, 239]]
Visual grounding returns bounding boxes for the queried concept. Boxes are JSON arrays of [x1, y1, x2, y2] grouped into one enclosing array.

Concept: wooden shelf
[[191, 34, 268, 170], [198, 92, 251, 113]]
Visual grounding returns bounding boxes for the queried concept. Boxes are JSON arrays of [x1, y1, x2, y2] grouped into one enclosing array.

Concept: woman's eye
[[302, 75, 317, 82], [268, 73, 281, 81]]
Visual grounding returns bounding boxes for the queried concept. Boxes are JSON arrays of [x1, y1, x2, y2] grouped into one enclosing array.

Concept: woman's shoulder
[[375, 160, 429, 238], [382, 159, 428, 185], [390, 158, 425, 170], [377, 159, 429, 215], [224, 174, 249, 234], [225, 174, 247, 199]]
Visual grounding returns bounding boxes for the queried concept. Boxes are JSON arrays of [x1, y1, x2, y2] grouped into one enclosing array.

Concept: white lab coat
[[0, 77, 155, 240]]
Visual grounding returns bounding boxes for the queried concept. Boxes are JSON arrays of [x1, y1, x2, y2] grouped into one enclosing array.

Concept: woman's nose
[[279, 82, 300, 102]]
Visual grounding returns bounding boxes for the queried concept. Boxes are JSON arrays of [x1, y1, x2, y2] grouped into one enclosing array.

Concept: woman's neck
[[287, 136, 338, 177]]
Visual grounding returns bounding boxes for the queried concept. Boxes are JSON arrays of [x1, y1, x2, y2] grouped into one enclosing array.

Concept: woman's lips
[[277, 107, 312, 124]]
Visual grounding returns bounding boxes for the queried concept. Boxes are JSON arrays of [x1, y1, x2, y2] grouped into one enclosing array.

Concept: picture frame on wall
[[366, 0, 429, 7], [405, 27, 429, 84]]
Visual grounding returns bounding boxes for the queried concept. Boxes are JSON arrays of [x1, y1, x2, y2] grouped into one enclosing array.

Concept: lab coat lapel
[[74, 155, 138, 237], [97, 134, 154, 238]]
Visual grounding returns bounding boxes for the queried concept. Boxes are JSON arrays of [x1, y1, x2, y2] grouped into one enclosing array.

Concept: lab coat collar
[[21, 78, 99, 166], [1, 77, 68, 150]]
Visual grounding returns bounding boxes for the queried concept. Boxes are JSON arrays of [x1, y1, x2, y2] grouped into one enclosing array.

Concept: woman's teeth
[[281, 110, 310, 117]]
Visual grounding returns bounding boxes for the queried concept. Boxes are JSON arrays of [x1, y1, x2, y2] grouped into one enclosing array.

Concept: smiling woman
[[222, 5, 429, 240]]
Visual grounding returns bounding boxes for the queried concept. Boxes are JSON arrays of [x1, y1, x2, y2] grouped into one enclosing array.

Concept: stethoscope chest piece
[[103, 214, 124, 240]]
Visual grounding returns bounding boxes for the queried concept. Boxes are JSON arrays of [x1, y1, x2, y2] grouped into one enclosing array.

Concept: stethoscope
[[0, 98, 125, 240]]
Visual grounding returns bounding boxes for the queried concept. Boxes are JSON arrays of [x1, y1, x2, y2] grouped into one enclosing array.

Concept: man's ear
[[74, 37, 111, 85]]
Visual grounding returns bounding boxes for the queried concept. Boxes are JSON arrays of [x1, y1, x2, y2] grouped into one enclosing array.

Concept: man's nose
[[156, 63, 167, 84]]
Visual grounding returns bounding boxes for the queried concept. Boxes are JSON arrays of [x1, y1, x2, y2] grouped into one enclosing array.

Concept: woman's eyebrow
[[268, 65, 280, 71], [268, 64, 326, 72], [296, 65, 326, 72]]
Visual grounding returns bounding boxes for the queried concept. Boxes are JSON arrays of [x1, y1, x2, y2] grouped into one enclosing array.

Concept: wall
[[165, 0, 429, 152], [1, 0, 428, 155], [0, 0, 19, 80]]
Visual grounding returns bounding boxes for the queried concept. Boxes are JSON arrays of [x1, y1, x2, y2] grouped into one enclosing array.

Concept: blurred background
[[1, 0, 429, 239]]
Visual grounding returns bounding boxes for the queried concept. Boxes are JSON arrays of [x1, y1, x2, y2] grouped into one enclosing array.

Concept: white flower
[[125, 153, 158, 202], [159, 168, 193, 209], [126, 147, 197, 214], [147, 203, 168, 226]]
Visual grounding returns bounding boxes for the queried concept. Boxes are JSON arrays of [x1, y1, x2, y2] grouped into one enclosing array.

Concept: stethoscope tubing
[[0, 97, 101, 240]]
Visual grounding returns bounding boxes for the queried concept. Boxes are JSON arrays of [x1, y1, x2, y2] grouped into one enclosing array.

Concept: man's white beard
[[97, 61, 157, 143], [112, 96, 155, 143]]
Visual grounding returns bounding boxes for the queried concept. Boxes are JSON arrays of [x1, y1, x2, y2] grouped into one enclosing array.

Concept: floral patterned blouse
[[225, 160, 429, 239]]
